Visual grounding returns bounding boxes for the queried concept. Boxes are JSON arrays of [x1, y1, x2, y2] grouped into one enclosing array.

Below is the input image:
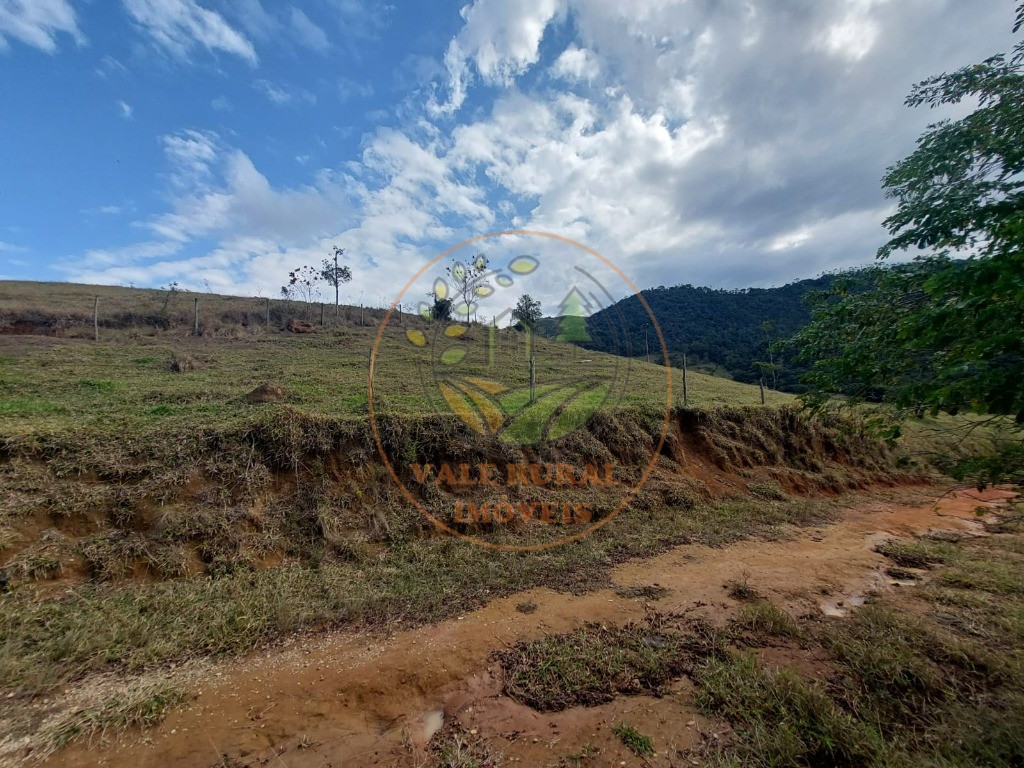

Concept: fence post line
[[759, 377, 766, 405], [193, 297, 199, 336], [320, 302, 325, 327], [529, 356, 536, 404], [266, 297, 271, 330], [93, 296, 99, 342]]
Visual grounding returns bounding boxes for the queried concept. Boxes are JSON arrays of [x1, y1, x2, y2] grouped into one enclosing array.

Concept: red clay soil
[[38, 485, 1016, 768]]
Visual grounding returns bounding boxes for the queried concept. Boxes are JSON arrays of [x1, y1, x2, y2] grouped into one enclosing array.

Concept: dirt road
[[43, 485, 1015, 768]]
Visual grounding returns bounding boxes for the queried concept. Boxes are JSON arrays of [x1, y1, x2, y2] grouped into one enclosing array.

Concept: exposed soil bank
[[1, 405, 902, 586]]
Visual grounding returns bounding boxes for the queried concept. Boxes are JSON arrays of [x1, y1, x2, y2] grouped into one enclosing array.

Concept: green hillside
[[542, 273, 847, 392]]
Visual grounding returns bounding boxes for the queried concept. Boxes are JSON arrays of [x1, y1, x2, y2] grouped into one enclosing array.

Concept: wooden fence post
[[93, 296, 99, 342], [193, 297, 199, 336], [266, 297, 271, 330], [320, 302, 325, 327], [759, 378, 766, 405], [529, 356, 536, 404], [488, 317, 495, 368], [682, 354, 688, 406]]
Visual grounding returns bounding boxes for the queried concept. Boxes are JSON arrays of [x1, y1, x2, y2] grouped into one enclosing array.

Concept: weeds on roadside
[[611, 723, 654, 757], [38, 678, 187, 758], [495, 515, 1024, 768]]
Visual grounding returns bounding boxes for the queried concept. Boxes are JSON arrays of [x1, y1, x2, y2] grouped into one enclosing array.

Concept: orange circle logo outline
[[368, 230, 672, 551]]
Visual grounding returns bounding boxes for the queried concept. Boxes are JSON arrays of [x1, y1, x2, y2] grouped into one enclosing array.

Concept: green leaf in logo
[[500, 386, 580, 445], [441, 348, 466, 365], [547, 385, 608, 440], [508, 255, 539, 275]]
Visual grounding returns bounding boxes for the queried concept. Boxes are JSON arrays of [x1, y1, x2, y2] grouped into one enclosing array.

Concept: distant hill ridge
[[539, 272, 847, 393]]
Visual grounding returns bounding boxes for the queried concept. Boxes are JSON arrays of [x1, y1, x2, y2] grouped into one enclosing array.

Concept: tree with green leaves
[[790, 5, 1024, 484], [321, 246, 352, 317], [511, 294, 542, 329], [430, 294, 453, 321]]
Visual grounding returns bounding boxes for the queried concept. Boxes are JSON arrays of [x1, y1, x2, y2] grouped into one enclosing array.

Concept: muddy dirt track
[[43, 485, 1015, 768]]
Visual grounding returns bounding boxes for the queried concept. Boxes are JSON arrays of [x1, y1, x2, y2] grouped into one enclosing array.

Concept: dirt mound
[[287, 319, 316, 333], [244, 383, 286, 403]]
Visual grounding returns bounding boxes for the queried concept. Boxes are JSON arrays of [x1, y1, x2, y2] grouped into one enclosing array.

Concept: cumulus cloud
[[64, 129, 362, 295], [153, 129, 351, 241], [70, 0, 1018, 309], [123, 0, 257, 65], [551, 45, 599, 83], [0, 0, 83, 53], [422, 0, 1015, 293], [429, 0, 566, 115], [161, 129, 220, 189]]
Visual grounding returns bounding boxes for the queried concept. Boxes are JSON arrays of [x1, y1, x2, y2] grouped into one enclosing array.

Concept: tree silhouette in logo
[[405, 255, 609, 445]]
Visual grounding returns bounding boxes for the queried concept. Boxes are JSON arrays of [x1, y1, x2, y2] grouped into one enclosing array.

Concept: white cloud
[[429, 0, 566, 115], [117, 100, 133, 119], [253, 78, 316, 106], [80, 240, 183, 269], [0, 0, 83, 53], [767, 226, 813, 252], [289, 7, 328, 53], [551, 45, 599, 83], [816, 3, 883, 62], [0, 240, 27, 252], [82, 204, 130, 216], [149, 150, 350, 243], [68, 0, 1016, 304], [96, 54, 128, 77], [123, 0, 257, 65], [161, 129, 219, 189]]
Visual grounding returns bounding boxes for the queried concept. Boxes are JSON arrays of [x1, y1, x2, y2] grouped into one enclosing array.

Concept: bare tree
[[446, 253, 491, 325], [282, 265, 322, 319]]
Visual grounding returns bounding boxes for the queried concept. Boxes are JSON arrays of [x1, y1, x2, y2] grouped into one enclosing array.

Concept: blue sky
[[0, 0, 1017, 312]]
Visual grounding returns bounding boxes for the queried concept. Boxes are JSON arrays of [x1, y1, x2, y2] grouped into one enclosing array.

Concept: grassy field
[[0, 281, 791, 439]]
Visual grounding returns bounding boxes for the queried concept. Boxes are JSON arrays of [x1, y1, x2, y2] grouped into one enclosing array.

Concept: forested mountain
[[539, 273, 844, 392]]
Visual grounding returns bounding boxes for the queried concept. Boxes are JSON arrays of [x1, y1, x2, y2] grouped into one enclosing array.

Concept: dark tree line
[[556, 274, 845, 392]]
